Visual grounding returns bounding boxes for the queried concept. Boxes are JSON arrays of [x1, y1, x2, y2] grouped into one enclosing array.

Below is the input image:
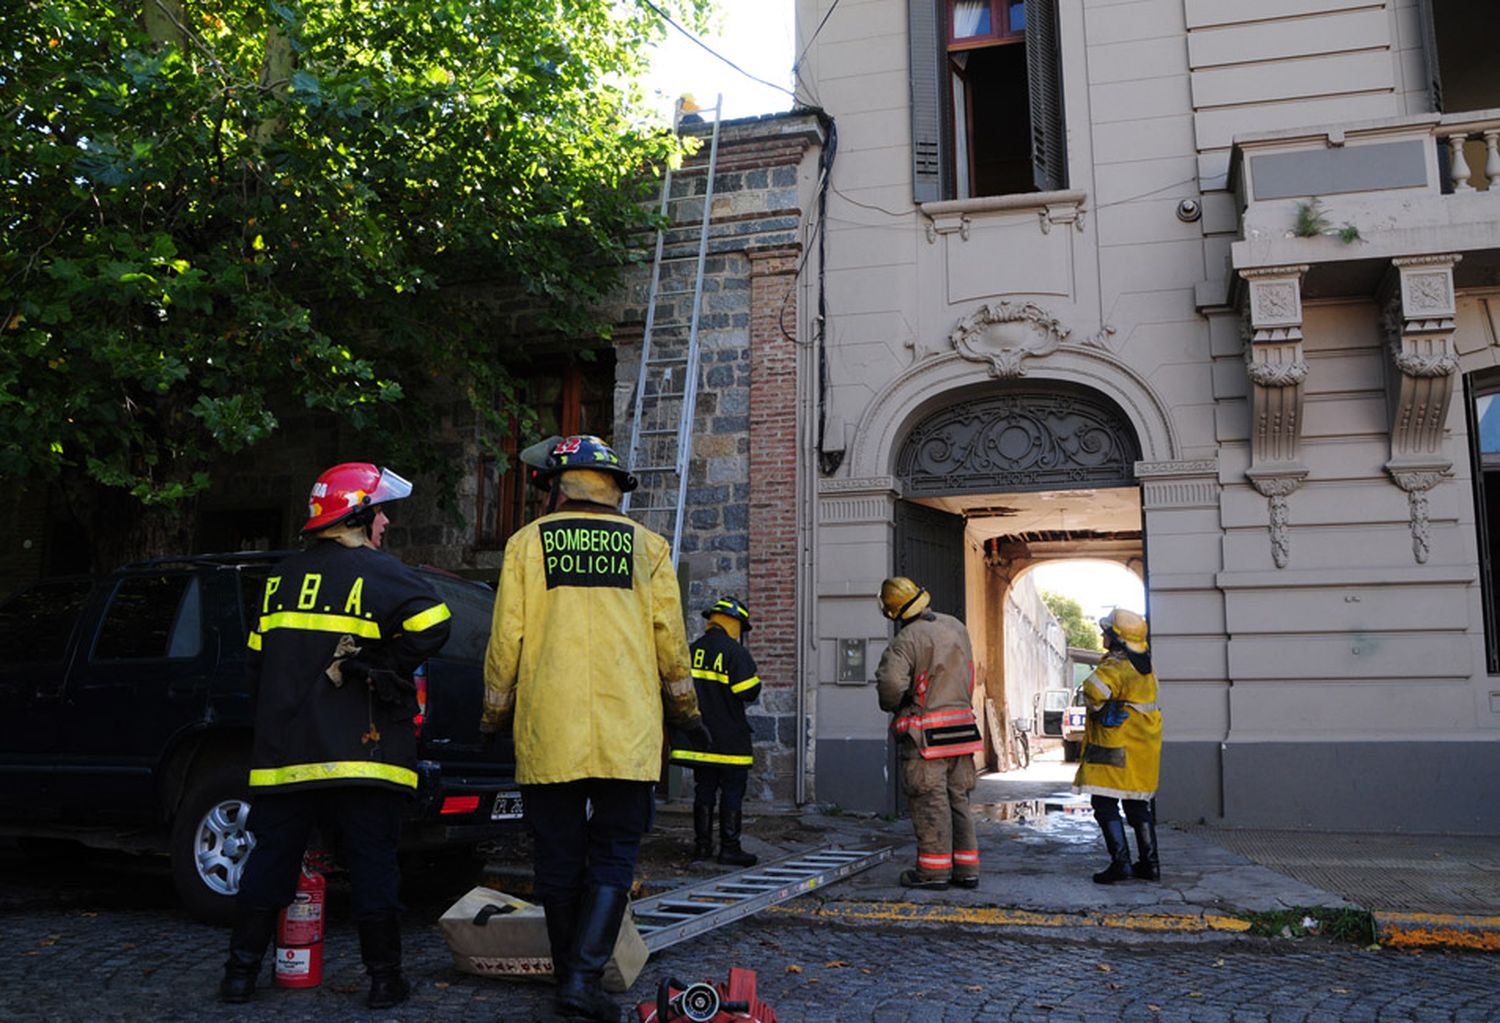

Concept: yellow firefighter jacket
[[481, 506, 699, 785], [1071, 651, 1161, 801], [875, 611, 982, 760]]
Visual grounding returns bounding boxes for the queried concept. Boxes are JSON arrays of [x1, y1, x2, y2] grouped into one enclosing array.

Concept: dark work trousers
[[238, 786, 404, 921], [1090, 794, 1155, 829], [521, 779, 654, 900], [691, 765, 748, 817]]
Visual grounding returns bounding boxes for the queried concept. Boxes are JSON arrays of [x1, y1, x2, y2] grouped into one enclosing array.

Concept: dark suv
[[0, 552, 518, 922]]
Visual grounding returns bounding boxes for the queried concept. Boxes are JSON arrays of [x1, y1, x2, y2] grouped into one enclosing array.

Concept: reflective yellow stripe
[[669, 749, 754, 766], [249, 761, 418, 789], [731, 675, 760, 694], [691, 667, 731, 684], [259, 611, 382, 639], [246, 632, 262, 651], [402, 602, 451, 633]]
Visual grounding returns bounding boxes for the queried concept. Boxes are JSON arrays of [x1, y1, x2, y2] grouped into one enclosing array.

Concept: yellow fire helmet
[[1098, 608, 1149, 654], [878, 576, 931, 622]]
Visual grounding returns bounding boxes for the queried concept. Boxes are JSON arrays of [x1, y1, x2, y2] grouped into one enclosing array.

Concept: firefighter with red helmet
[[219, 463, 451, 1008], [670, 596, 762, 866], [875, 576, 983, 891], [480, 435, 706, 1023]]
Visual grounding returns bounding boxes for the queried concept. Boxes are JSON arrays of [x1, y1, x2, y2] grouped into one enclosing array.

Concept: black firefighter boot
[[542, 896, 580, 988], [554, 885, 629, 1022], [219, 905, 277, 1003], [1092, 818, 1134, 884], [358, 916, 412, 1009], [1128, 805, 1161, 882], [716, 809, 758, 867], [691, 803, 715, 861]]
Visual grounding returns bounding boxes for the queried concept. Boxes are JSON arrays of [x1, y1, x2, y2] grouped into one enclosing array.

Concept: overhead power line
[[639, 0, 797, 99]]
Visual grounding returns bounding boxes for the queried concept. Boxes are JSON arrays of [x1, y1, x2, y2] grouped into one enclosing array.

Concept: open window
[[910, 0, 1066, 202], [1418, 0, 1500, 114], [475, 356, 615, 549], [1466, 370, 1500, 674]]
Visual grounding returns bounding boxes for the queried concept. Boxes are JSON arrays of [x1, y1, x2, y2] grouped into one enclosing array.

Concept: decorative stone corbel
[[1240, 265, 1310, 568], [1382, 254, 1461, 563]]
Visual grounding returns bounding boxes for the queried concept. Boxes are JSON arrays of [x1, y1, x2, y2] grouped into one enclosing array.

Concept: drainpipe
[[796, 110, 835, 805]]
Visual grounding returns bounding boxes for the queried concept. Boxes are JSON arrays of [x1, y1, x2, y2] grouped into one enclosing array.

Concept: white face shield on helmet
[[368, 468, 413, 506]]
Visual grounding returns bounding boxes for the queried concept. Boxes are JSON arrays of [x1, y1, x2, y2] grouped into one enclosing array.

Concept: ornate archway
[[895, 382, 1141, 496]]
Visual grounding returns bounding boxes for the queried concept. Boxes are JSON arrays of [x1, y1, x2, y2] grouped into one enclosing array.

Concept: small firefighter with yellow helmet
[[669, 595, 762, 867], [1071, 607, 1163, 884], [874, 576, 984, 890]]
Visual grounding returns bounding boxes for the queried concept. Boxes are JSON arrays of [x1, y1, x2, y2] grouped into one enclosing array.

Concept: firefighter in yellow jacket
[[875, 577, 983, 891], [1072, 608, 1162, 884], [480, 435, 705, 1023]]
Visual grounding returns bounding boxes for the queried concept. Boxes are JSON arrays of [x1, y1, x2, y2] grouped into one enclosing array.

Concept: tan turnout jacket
[[875, 611, 982, 759]]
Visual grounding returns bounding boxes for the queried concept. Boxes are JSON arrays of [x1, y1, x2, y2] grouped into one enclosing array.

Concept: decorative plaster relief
[[949, 301, 1115, 378], [1239, 265, 1310, 570], [817, 477, 901, 525], [1388, 465, 1452, 565], [1135, 459, 1220, 510], [1381, 255, 1461, 563], [1246, 467, 1308, 570]]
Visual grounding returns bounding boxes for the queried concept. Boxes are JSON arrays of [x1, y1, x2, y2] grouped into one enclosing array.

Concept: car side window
[[93, 575, 203, 661], [0, 579, 94, 665]]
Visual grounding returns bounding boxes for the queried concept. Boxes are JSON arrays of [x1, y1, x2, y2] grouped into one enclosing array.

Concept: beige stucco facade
[[794, 0, 1500, 831]]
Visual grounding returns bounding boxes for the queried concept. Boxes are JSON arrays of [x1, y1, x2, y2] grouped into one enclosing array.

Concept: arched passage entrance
[[810, 365, 1167, 814], [890, 382, 1144, 776]]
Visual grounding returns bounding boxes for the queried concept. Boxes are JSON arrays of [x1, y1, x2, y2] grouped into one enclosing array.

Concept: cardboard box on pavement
[[438, 886, 648, 993]]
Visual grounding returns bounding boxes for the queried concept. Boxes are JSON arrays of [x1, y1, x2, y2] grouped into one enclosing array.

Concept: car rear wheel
[[171, 761, 255, 925], [1063, 739, 1081, 762]]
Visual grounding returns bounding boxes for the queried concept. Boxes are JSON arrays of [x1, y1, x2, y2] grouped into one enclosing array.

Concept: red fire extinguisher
[[273, 858, 326, 989]]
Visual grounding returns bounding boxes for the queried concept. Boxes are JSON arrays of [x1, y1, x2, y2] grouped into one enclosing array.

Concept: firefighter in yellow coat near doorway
[[1072, 608, 1162, 884]]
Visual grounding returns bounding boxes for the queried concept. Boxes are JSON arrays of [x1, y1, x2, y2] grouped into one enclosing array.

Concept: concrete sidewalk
[[617, 798, 1500, 951], [481, 754, 1500, 951], [477, 747, 1500, 953]]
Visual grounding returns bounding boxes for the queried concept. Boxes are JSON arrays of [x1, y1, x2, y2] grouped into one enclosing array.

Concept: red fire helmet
[[300, 463, 413, 534]]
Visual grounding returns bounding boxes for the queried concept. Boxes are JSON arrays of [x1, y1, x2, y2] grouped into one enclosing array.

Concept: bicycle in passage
[[1010, 717, 1032, 770]]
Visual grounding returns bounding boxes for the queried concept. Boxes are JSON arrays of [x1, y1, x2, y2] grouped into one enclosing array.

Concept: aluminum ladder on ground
[[631, 845, 893, 954], [620, 94, 725, 567]]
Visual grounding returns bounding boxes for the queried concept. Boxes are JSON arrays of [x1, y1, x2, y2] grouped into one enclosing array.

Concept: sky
[[642, 1, 797, 122], [1030, 561, 1145, 622]]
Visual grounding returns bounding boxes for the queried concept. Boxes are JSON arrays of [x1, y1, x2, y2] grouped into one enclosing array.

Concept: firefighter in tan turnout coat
[[875, 577, 983, 890]]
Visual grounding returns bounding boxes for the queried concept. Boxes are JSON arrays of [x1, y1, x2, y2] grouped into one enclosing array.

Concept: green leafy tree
[[2, 0, 707, 568], [1040, 589, 1101, 651]]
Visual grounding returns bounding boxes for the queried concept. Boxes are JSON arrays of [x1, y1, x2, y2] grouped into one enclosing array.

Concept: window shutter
[[1026, 0, 1067, 192], [1415, 0, 1443, 113], [908, 0, 946, 203]]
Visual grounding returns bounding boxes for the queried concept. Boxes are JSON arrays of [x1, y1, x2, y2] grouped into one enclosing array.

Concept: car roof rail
[[117, 550, 296, 572]]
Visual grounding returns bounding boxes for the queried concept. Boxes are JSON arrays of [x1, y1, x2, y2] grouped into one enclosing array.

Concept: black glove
[[681, 719, 715, 751], [338, 658, 371, 687]]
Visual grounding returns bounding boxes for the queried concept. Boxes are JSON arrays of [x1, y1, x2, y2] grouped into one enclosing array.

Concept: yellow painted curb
[[1375, 912, 1500, 951], [766, 900, 1251, 934]]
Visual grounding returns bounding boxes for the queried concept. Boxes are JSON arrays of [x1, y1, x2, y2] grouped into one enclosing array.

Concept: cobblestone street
[[1, 847, 1497, 1023]]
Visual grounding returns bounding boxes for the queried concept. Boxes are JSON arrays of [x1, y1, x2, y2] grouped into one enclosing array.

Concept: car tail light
[[440, 795, 481, 815], [413, 663, 428, 737]]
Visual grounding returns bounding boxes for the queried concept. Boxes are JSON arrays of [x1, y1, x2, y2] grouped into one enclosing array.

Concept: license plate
[[491, 791, 524, 820]]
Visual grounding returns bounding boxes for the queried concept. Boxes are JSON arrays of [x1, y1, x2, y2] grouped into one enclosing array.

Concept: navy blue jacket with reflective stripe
[[246, 541, 451, 793], [670, 626, 760, 767]]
